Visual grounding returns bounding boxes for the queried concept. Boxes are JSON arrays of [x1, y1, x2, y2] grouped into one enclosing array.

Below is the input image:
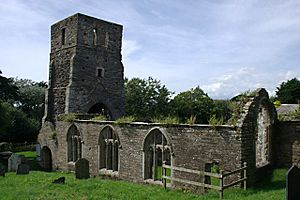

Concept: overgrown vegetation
[[91, 115, 107, 121], [152, 116, 180, 124], [57, 113, 76, 122], [278, 106, 300, 121], [0, 72, 46, 143], [114, 116, 136, 124]]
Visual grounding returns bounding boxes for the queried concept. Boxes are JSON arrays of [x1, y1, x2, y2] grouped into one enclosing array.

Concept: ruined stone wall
[[236, 88, 277, 185], [275, 121, 300, 167], [38, 121, 241, 189]]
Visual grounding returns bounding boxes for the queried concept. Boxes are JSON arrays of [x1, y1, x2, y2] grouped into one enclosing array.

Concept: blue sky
[[0, 0, 300, 99]]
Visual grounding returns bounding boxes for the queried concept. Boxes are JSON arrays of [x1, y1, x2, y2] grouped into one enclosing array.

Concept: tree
[[0, 100, 40, 143], [211, 100, 235, 122], [13, 79, 47, 120], [125, 77, 173, 121], [170, 86, 214, 124], [0, 73, 18, 101], [276, 78, 300, 104]]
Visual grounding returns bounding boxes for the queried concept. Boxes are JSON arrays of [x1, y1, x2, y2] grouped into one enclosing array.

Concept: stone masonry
[[43, 13, 124, 122], [38, 13, 295, 191]]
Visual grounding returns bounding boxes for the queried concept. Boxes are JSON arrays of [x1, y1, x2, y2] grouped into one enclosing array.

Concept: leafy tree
[[13, 79, 47, 120], [276, 78, 300, 104], [0, 72, 18, 101], [0, 101, 40, 143], [0, 100, 13, 135], [211, 100, 235, 122], [125, 77, 173, 121], [170, 86, 213, 124]]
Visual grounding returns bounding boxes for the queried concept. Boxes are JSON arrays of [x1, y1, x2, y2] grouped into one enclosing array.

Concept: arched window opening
[[67, 125, 82, 162], [143, 129, 171, 182], [256, 101, 271, 167], [98, 126, 119, 172], [88, 103, 111, 119], [93, 28, 97, 46]]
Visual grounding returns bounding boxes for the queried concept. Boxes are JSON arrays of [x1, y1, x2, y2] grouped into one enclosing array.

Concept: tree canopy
[[170, 86, 214, 124], [276, 78, 300, 104], [125, 77, 173, 121], [0, 72, 46, 143]]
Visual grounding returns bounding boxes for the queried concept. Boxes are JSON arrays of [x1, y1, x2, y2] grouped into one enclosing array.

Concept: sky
[[0, 0, 300, 99]]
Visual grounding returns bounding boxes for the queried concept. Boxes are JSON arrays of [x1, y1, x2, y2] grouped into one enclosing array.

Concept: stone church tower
[[44, 13, 125, 122]]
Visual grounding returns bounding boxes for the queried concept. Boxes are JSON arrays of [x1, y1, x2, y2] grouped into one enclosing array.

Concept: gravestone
[[52, 177, 65, 184], [36, 144, 41, 161], [0, 166, 5, 177], [16, 164, 30, 175], [286, 165, 300, 200], [8, 153, 22, 172], [75, 158, 89, 179]]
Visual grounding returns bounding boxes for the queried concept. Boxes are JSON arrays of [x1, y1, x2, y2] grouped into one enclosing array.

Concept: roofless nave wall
[[38, 13, 299, 192]]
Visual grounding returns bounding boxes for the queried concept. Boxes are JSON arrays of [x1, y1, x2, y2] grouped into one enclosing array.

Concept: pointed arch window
[[67, 124, 82, 162], [98, 126, 120, 173], [143, 129, 171, 182]]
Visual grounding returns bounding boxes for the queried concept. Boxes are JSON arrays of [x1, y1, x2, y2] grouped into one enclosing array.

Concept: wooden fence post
[[219, 170, 224, 200], [163, 161, 167, 189], [243, 162, 247, 190]]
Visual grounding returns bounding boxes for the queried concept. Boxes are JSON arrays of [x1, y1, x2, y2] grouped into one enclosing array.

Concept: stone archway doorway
[[41, 146, 52, 172]]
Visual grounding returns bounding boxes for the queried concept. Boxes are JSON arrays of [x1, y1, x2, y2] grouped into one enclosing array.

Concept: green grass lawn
[[0, 152, 286, 200]]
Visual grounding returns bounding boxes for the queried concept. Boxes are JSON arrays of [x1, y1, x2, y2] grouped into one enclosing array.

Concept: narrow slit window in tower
[[61, 28, 66, 45]]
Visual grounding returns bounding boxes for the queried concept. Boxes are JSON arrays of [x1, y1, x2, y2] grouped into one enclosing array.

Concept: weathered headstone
[[0, 166, 5, 177], [75, 158, 89, 179], [8, 153, 22, 172], [16, 164, 30, 175], [52, 177, 65, 184], [36, 144, 41, 161], [286, 165, 300, 200]]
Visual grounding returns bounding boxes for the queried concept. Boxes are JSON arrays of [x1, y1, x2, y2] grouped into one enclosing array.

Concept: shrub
[[57, 113, 76, 122], [152, 116, 180, 124], [186, 115, 197, 125], [209, 115, 224, 126], [114, 116, 136, 124], [91, 115, 107, 121]]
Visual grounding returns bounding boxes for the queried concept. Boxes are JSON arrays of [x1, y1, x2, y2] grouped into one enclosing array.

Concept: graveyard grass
[[0, 152, 286, 200]]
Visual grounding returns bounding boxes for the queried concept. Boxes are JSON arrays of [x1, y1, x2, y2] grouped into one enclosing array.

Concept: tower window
[[97, 67, 104, 78], [61, 28, 66, 45], [93, 28, 98, 46]]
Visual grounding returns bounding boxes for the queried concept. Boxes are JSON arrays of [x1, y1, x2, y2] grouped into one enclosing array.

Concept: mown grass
[[0, 151, 286, 200]]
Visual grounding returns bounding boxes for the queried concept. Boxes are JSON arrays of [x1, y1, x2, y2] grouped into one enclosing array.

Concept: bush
[[91, 115, 107, 121], [186, 115, 197, 125], [209, 115, 224, 126], [152, 116, 180, 124], [57, 113, 76, 122], [114, 116, 136, 124]]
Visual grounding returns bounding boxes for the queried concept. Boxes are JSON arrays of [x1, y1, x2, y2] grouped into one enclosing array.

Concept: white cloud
[[0, 0, 300, 99]]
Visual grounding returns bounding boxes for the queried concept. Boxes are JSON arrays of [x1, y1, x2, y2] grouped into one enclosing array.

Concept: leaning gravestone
[[286, 165, 300, 200], [75, 158, 89, 179], [8, 153, 22, 172], [16, 164, 30, 175]]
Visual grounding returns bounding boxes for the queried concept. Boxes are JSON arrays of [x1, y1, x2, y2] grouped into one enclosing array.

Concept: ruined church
[[38, 13, 300, 191]]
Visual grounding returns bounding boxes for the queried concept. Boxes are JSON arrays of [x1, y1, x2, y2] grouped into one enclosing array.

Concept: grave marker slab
[[0, 166, 5, 177], [75, 158, 89, 179], [8, 153, 22, 172], [286, 165, 300, 200], [16, 164, 30, 175]]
